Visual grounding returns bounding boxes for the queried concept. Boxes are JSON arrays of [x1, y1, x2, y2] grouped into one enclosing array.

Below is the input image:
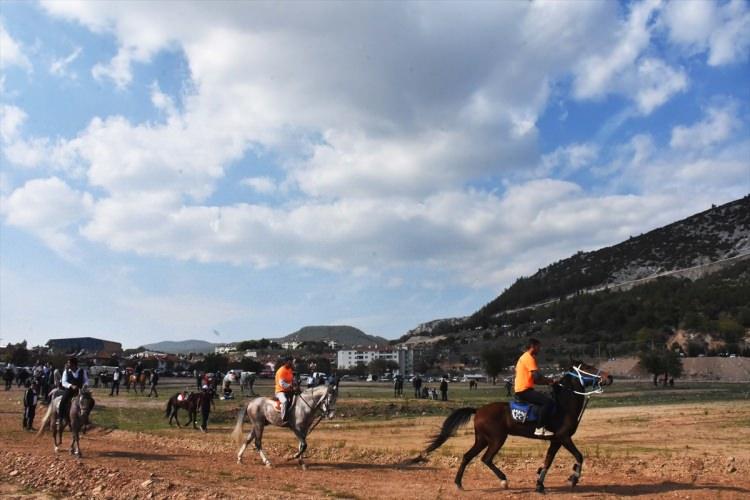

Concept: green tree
[[638, 350, 663, 386], [481, 347, 507, 384], [308, 356, 332, 373], [368, 358, 398, 376], [238, 358, 263, 372], [661, 349, 683, 380], [199, 354, 229, 373], [717, 315, 744, 343], [7, 341, 30, 366]]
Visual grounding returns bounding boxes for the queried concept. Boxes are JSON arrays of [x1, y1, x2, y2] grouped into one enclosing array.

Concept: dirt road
[[1, 388, 749, 499]]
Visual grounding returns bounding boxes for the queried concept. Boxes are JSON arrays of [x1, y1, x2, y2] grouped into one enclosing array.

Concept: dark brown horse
[[416, 361, 612, 493], [165, 392, 202, 428]]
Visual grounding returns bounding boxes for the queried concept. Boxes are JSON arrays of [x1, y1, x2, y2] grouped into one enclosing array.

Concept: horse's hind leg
[[237, 429, 256, 464], [481, 433, 509, 489], [455, 436, 487, 490], [561, 438, 584, 488], [536, 440, 562, 493]]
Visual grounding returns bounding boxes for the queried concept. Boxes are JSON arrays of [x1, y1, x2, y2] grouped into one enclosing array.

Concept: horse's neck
[[301, 386, 327, 405]]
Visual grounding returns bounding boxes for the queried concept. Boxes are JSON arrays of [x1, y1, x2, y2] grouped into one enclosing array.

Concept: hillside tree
[[481, 347, 507, 385]]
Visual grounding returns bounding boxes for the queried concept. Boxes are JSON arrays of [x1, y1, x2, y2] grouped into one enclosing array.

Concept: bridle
[[562, 364, 605, 396], [297, 384, 338, 419]]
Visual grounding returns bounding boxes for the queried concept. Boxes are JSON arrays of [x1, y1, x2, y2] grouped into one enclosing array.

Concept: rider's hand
[[70, 384, 77, 390]]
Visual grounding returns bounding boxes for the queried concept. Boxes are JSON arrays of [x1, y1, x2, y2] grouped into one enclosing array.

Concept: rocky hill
[[275, 325, 388, 348], [480, 195, 749, 316], [399, 196, 750, 360]]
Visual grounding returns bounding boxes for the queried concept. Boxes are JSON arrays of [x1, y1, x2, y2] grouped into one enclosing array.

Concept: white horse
[[231, 383, 338, 469], [37, 389, 95, 457], [239, 371, 256, 396]]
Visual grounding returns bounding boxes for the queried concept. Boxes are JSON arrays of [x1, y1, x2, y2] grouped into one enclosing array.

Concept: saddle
[[509, 401, 541, 424], [269, 393, 296, 412]]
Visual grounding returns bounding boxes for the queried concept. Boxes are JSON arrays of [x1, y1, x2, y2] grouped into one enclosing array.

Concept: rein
[[563, 364, 604, 396], [555, 364, 605, 423], [294, 385, 335, 436]]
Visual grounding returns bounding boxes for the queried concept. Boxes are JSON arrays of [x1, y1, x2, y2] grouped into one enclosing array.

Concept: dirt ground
[[1, 386, 749, 499]]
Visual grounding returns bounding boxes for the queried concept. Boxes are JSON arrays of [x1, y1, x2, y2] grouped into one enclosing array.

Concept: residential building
[[337, 349, 409, 371]]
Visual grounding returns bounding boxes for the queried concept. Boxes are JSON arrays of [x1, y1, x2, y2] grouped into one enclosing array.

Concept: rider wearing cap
[[514, 338, 556, 437], [274, 357, 295, 423], [58, 357, 89, 427]]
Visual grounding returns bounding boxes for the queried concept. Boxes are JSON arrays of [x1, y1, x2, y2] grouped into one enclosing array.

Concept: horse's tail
[[231, 404, 247, 445], [165, 396, 173, 418], [36, 402, 55, 438], [413, 407, 476, 461]]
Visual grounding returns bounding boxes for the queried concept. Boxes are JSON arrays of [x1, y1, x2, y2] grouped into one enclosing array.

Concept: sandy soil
[[1, 386, 749, 499]]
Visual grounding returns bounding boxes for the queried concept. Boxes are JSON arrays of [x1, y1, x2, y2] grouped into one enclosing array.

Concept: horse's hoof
[[264, 463, 272, 468], [535, 484, 545, 494], [500, 480, 508, 489], [568, 475, 579, 488], [301, 463, 307, 471], [54, 446, 59, 453], [455, 483, 463, 491]]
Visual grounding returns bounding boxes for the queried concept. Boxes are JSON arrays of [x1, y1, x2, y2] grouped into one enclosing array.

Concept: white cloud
[[12, 0, 743, 292], [241, 176, 277, 195], [2, 177, 94, 253], [50, 46, 82, 78], [670, 104, 740, 150], [572, 0, 688, 115], [539, 143, 599, 178], [574, 0, 661, 100], [0, 104, 27, 142], [633, 58, 688, 114], [92, 47, 135, 88], [0, 23, 32, 72], [663, 0, 750, 66]]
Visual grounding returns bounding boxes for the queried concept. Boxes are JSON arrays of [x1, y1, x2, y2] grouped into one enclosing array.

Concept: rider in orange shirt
[[274, 357, 295, 423], [514, 338, 556, 437]]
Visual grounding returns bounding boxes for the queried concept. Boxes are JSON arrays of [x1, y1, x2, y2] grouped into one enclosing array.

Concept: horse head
[[562, 360, 613, 394], [320, 382, 339, 419], [78, 389, 95, 426]]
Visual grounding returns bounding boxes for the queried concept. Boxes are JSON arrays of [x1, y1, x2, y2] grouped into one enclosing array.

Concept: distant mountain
[[276, 325, 389, 348], [141, 339, 215, 354]]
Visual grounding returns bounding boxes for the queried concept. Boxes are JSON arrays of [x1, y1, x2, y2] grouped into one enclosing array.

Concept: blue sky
[[1, 0, 749, 348]]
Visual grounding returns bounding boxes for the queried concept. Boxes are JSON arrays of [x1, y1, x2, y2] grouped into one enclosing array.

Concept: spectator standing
[[109, 366, 121, 396], [199, 384, 214, 432], [147, 370, 159, 398], [413, 375, 422, 398], [23, 380, 39, 430], [440, 377, 448, 401]]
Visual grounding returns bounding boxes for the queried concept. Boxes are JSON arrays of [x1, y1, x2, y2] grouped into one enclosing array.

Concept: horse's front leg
[[290, 428, 308, 470], [53, 420, 61, 452], [536, 440, 562, 493], [561, 438, 584, 488]]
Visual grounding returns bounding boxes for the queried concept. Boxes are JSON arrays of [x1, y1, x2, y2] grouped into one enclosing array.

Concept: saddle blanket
[[510, 401, 540, 423]]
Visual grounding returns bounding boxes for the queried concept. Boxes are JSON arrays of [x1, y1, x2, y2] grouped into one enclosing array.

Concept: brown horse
[[165, 392, 202, 428], [127, 371, 148, 394], [416, 361, 612, 493]]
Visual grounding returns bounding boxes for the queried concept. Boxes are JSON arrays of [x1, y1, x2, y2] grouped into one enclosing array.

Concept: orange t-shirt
[[514, 351, 538, 393], [274, 365, 294, 393]]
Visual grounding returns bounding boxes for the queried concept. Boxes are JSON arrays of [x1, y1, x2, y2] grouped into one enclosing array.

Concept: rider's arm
[[531, 370, 555, 385]]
